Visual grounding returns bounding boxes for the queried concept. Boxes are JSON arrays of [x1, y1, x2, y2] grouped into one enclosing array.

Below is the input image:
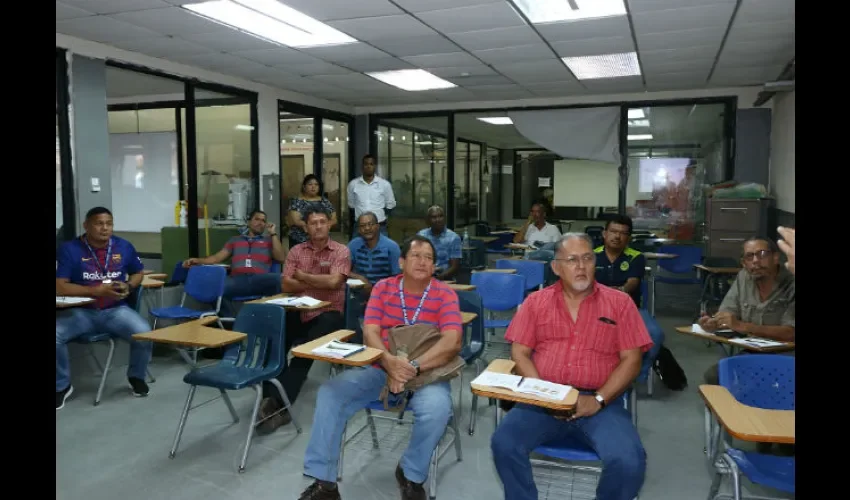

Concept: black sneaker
[[56, 385, 74, 411], [395, 464, 426, 500], [128, 377, 149, 397], [298, 480, 341, 500]]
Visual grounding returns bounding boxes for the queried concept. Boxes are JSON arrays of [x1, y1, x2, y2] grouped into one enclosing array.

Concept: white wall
[[769, 91, 795, 213]]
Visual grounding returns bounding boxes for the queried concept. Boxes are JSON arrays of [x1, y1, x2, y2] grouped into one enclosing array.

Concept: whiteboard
[[553, 159, 619, 207], [109, 132, 179, 232]]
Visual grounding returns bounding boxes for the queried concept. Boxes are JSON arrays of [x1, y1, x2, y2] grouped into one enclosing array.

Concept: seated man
[[348, 211, 401, 292], [297, 235, 463, 500], [593, 215, 665, 368], [520, 202, 562, 265], [491, 233, 652, 500], [699, 237, 795, 385], [56, 207, 154, 410], [258, 208, 350, 434], [183, 210, 286, 316], [417, 205, 461, 281]]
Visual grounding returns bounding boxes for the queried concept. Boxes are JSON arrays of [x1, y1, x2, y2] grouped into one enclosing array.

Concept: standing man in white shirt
[[347, 154, 396, 237]]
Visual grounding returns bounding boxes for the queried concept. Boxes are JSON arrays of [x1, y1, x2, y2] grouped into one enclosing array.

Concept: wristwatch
[[409, 359, 421, 376], [593, 393, 606, 408]]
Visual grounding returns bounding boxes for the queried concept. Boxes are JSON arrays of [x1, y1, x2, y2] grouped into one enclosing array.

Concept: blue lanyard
[[83, 236, 113, 277], [398, 278, 431, 325]]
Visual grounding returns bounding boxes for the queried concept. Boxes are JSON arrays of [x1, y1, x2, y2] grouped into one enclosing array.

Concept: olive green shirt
[[719, 267, 795, 328]]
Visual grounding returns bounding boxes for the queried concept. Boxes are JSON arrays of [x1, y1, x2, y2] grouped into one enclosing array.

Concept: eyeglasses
[[743, 249, 773, 261], [553, 254, 595, 267]]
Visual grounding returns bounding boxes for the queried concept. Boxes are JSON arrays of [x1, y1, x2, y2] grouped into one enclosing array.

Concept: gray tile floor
[[57, 311, 792, 500]]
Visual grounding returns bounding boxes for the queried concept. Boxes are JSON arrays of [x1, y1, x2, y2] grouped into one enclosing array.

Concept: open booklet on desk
[[311, 340, 367, 359], [266, 296, 322, 307], [727, 337, 788, 348], [691, 323, 737, 336], [471, 372, 573, 400]]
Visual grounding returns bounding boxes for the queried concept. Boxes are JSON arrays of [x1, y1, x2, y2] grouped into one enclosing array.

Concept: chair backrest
[[496, 259, 545, 290], [657, 245, 703, 274], [486, 232, 516, 251], [184, 265, 228, 304], [718, 354, 794, 410], [228, 303, 287, 371], [470, 272, 526, 311], [585, 226, 604, 248], [455, 290, 485, 348], [169, 261, 190, 285], [463, 239, 487, 269]]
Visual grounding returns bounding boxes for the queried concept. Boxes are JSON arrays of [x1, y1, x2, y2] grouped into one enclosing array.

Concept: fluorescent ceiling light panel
[[628, 109, 645, 119], [477, 117, 513, 125], [563, 52, 641, 80], [629, 119, 649, 127], [182, 0, 357, 48], [628, 134, 653, 141], [366, 69, 456, 91], [513, 0, 626, 24]]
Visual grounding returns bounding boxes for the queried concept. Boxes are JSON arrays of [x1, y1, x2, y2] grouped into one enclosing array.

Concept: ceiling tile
[[61, 0, 171, 14], [448, 75, 513, 86], [637, 27, 724, 52], [426, 65, 498, 78], [725, 20, 795, 45], [447, 26, 541, 51], [531, 88, 586, 98], [56, 16, 163, 42], [641, 58, 714, 75], [522, 80, 582, 92], [110, 7, 230, 36], [301, 43, 392, 63], [631, 3, 736, 34], [110, 37, 212, 58], [287, 61, 353, 77], [271, 0, 403, 21], [393, 0, 504, 13], [311, 73, 392, 91], [416, 3, 525, 34], [536, 16, 631, 42], [710, 64, 785, 86], [180, 31, 279, 52], [492, 60, 574, 83], [369, 36, 462, 57], [550, 36, 634, 57], [626, 0, 736, 13], [327, 15, 436, 41], [229, 48, 320, 66], [228, 64, 300, 83], [645, 72, 709, 91], [56, 2, 95, 20], [342, 58, 415, 73], [472, 44, 553, 65], [468, 89, 535, 100], [581, 76, 645, 93], [252, 72, 311, 88], [403, 52, 481, 68], [639, 45, 719, 65], [734, 0, 795, 24], [168, 52, 267, 71], [430, 87, 478, 102], [717, 42, 794, 68], [464, 84, 526, 93]]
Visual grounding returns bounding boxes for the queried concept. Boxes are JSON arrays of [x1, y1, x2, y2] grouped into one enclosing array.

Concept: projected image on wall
[[638, 158, 691, 192]]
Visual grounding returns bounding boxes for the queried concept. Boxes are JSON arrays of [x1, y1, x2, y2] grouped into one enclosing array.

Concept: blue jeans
[[220, 273, 282, 316], [525, 242, 556, 264], [303, 367, 453, 484], [492, 402, 646, 500], [56, 305, 153, 391], [639, 309, 665, 379]]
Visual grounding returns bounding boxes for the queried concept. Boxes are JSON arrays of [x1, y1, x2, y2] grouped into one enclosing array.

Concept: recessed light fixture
[[628, 134, 653, 141], [562, 52, 641, 80], [477, 117, 513, 125], [628, 119, 649, 127], [366, 69, 456, 91], [513, 0, 626, 24], [234, 124, 254, 131], [628, 109, 645, 119], [182, 0, 357, 48]]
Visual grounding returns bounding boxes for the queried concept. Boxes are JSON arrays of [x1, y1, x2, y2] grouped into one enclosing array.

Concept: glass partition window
[[626, 104, 726, 242], [280, 113, 314, 228], [56, 115, 63, 234], [454, 141, 468, 227], [389, 128, 414, 216], [468, 143, 481, 224], [321, 118, 349, 234]]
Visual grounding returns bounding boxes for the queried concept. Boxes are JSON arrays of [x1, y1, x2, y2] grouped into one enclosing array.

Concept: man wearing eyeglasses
[[699, 237, 795, 384], [491, 233, 652, 500]]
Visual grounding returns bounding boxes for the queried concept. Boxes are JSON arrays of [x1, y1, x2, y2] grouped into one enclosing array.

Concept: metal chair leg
[[269, 378, 302, 433], [706, 471, 722, 500], [93, 339, 116, 406], [170, 385, 197, 459], [238, 385, 263, 473], [647, 369, 654, 397], [220, 389, 239, 423], [451, 416, 463, 461], [338, 422, 347, 481], [366, 409, 380, 449], [429, 443, 438, 500]]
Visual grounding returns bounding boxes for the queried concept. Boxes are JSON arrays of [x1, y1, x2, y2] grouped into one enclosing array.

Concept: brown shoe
[[298, 481, 341, 500], [256, 397, 291, 435], [395, 464, 426, 500]]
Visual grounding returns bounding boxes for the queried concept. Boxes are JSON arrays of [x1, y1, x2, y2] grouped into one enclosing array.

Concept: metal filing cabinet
[[705, 198, 774, 259]]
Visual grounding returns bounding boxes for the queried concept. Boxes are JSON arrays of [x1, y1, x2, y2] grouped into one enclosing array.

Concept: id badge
[[245, 258, 252, 268], [102, 279, 112, 284]]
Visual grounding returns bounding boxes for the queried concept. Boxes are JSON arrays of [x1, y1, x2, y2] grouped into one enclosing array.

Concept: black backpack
[[653, 346, 688, 391]]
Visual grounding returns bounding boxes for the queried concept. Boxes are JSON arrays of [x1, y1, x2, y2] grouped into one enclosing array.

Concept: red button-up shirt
[[505, 281, 653, 390], [283, 239, 350, 322]]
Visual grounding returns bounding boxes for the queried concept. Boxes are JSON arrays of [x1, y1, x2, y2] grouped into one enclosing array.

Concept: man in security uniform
[[594, 215, 665, 367]]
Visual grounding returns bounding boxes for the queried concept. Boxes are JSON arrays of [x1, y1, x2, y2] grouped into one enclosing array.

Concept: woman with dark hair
[[286, 174, 337, 249]]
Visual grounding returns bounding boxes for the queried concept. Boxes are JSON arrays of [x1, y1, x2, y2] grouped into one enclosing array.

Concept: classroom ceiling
[[57, 0, 795, 109]]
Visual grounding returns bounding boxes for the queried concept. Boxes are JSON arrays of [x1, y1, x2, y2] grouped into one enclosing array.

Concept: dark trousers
[[263, 310, 344, 405]]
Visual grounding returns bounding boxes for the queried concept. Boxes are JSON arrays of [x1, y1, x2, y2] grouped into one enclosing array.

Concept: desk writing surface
[[291, 330, 383, 366], [470, 359, 578, 411], [644, 252, 678, 259], [247, 293, 331, 310], [133, 317, 245, 348], [473, 268, 517, 274], [449, 284, 476, 291], [675, 326, 795, 353], [56, 297, 95, 309], [461, 312, 477, 324], [142, 277, 165, 288], [694, 264, 742, 274], [699, 385, 794, 444]]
